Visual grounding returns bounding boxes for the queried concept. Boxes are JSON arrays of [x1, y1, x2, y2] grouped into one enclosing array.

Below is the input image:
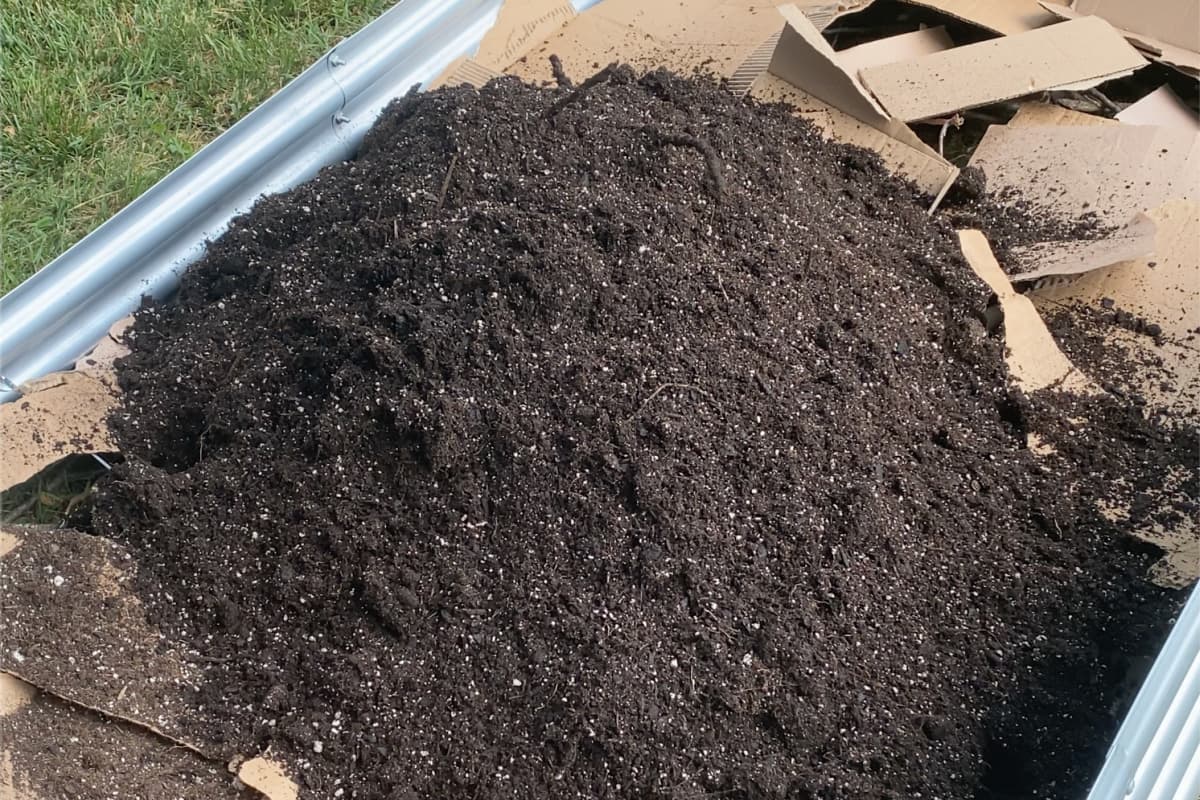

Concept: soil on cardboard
[[78, 68, 1194, 799]]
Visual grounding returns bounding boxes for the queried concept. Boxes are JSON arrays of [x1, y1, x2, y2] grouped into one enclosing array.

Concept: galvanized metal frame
[[0, 0, 1194, 796], [0, 0, 504, 399]]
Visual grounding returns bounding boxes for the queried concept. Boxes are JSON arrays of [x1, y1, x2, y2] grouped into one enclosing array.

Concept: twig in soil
[[548, 62, 617, 117], [642, 126, 725, 200], [549, 54, 573, 89], [435, 152, 459, 211], [627, 383, 711, 422]]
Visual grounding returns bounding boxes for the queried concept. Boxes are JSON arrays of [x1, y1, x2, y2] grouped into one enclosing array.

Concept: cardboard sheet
[[472, 0, 576, 72], [0, 316, 130, 494], [1009, 100, 1116, 127], [858, 16, 1146, 121], [968, 123, 1199, 226], [1116, 85, 1200, 134], [835, 25, 953, 76], [0, 525, 301, 800], [958, 230, 1096, 394], [1009, 214, 1158, 282], [900, 0, 1056, 34], [1040, 0, 1200, 75], [766, 6, 958, 200], [503, 0, 788, 85], [0, 672, 248, 800]]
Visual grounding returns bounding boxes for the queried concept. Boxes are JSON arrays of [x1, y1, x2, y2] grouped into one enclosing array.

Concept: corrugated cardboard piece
[[856, 16, 1146, 121], [0, 526, 296, 799], [1008, 214, 1158, 282], [969, 124, 1199, 227], [900, 0, 1056, 34], [505, 0, 789, 85], [759, 5, 958, 199], [958, 230, 1096, 394], [801, 0, 1056, 35], [0, 316, 130, 493], [0, 670, 247, 800], [1040, 0, 1200, 75], [1116, 85, 1200, 134]]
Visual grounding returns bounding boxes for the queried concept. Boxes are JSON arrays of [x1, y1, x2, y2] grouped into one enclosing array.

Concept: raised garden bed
[[28, 68, 1189, 799]]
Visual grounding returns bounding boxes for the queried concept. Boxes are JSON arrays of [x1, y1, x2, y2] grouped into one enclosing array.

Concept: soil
[[0, 676, 251, 800], [81, 68, 1194, 799]]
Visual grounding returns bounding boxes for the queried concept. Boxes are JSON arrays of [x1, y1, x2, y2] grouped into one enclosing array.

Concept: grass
[[0, 0, 397, 294]]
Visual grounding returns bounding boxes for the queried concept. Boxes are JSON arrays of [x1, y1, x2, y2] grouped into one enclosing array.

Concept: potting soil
[[85, 68, 1193, 799]]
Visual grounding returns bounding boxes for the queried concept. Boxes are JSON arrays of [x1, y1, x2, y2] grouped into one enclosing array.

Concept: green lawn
[[0, 0, 396, 294]]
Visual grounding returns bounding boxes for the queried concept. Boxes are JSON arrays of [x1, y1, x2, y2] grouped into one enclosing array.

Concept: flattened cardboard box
[[1041, 0, 1200, 75]]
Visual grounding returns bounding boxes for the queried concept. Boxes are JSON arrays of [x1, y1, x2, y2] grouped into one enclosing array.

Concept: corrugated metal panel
[[1088, 584, 1200, 800]]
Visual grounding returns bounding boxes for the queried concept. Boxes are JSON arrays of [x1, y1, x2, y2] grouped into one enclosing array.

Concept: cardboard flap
[[968, 123, 1199, 226], [958, 230, 1095, 394], [0, 372, 118, 494], [429, 56, 502, 90], [238, 757, 299, 800], [1010, 214, 1158, 281], [765, 6, 958, 200], [0, 669, 250, 800], [900, 0, 1057, 34], [0, 526, 300, 796], [1070, 0, 1199, 54], [859, 15, 1146, 121], [770, 5, 891, 124], [1009, 100, 1117, 127], [836, 25, 954, 76], [1032, 200, 1200, 344], [750, 73, 959, 197], [1116, 85, 1200, 134], [1040, 2, 1200, 74]]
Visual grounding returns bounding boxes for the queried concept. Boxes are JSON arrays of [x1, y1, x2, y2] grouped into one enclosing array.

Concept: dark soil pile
[[86, 68, 1192, 799]]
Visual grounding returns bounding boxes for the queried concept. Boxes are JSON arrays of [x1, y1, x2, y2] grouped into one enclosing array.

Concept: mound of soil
[[86, 68, 1191, 799]]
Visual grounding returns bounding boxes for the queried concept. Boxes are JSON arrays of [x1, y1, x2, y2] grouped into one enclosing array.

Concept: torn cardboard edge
[[898, 0, 1057, 34], [957, 230, 1097, 395], [1117, 85, 1200, 134], [1040, 0, 1200, 76], [799, 0, 1056, 35], [767, 6, 958, 202], [1008, 213, 1157, 282], [854, 15, 1146, 121], [968, 122, 1199, 227], [0, 316, 132, 495], [0, 526, 300, 800]]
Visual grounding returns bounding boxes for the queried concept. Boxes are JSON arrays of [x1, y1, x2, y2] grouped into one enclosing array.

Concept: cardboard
[[0, 671, 248, 800], [968, 123, 1199, 227], [1040, 0, 1200, 75], [1009, 100, 1116, 127], [764, 6, 958, 199], [0, 372, 118, 494], [0, 525, 299, 799], [804, 0, 1054, 35], [835, 25, 954, 76], [899, 0, 1056, 34], [472, 0, 576, 72], [958, 230, 1096, 394], [1117, 85, 1200, 134], [1009, 214, 1158, 282], [0, 316, 129, 494], [238, 757, 300, 800], [857, 16, 1146, 121], [503, 0, 788, 86]]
